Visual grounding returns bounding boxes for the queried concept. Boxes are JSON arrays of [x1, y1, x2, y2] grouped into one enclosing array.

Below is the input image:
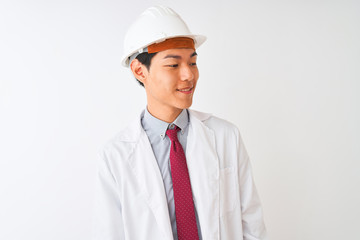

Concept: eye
[[190, 62, 197, 66], [166, 64, 178, 67]]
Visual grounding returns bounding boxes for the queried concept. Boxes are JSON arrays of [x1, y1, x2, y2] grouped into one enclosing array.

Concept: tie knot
[[166, 126, 180, 141]]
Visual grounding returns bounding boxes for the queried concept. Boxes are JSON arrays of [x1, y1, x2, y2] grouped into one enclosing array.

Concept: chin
[[177, 101, 193, 110]]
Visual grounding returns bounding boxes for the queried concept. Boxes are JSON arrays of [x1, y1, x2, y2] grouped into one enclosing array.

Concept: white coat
[[93, 109, 267, 240]]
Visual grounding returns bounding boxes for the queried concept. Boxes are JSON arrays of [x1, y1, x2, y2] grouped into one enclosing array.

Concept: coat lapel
[[125, 113, 174, 240], [187, 110, 220, 240]]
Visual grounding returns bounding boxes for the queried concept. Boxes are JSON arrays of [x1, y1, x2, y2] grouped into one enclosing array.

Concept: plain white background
[[0, 0, 359, 239]]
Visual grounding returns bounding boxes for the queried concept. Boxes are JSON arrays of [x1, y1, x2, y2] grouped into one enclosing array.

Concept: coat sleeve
[[92, 149, 125, 240], [236, 129, 268, 240]]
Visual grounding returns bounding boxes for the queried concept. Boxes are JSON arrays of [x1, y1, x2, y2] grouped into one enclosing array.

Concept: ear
[[130, 59, 149, 84]]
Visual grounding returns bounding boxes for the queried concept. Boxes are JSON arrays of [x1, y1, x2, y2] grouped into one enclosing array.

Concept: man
[[93, 5, 267, 240]]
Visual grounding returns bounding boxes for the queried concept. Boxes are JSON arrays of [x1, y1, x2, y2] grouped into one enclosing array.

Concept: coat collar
[[121, 109, 219, 240]]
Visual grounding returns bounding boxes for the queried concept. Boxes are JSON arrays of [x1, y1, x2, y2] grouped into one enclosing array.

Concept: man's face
[[142, 48, 199, 118]]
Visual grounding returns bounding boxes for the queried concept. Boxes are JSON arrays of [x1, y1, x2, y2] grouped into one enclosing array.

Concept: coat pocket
[[219, 167, 236, 215]]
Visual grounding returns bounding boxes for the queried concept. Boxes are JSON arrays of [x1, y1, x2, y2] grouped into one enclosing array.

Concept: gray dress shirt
[[141, 108, 202, 240]]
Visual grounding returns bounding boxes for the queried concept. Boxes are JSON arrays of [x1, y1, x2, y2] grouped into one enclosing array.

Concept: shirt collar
[[142, 108, 189, 139], [172, 109, 189, 135]]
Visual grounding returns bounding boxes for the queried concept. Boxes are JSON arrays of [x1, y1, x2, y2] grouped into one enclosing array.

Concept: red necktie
[[166, 126, 200, 240]]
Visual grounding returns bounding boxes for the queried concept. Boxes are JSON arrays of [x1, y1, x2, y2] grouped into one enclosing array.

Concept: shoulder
[[100, 112, 144, 160], [189, 109, 240, 137], [189, 109, 248, 166]]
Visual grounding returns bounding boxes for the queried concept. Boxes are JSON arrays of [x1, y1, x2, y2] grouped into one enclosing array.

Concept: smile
[[177, 87, 193, 94], [178, 88, 192, 92], [177, 87, 193, 93]]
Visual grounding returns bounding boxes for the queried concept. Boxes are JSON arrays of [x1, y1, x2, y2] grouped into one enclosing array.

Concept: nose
[[180, 64, 195, 81]]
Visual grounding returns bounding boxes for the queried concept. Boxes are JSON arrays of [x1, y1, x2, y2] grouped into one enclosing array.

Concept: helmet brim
[[121, 34, 206, 67]]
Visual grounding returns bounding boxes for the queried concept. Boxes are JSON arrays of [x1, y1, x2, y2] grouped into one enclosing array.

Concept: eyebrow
[[163, 51, 198, 59], [191, 51, 198, 57]]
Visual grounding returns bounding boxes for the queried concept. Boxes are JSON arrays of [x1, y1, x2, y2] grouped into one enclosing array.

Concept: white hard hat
[[121, 5, 206, 67]]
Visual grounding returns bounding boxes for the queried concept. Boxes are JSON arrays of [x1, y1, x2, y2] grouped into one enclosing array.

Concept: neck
[[147, 105, 183, 123]]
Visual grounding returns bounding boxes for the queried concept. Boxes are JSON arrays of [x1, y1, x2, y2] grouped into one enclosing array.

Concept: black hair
[[133, 52, 157, 87]]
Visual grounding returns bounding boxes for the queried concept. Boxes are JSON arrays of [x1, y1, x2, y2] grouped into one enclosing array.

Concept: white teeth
[[178, 88, 192, 92]]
